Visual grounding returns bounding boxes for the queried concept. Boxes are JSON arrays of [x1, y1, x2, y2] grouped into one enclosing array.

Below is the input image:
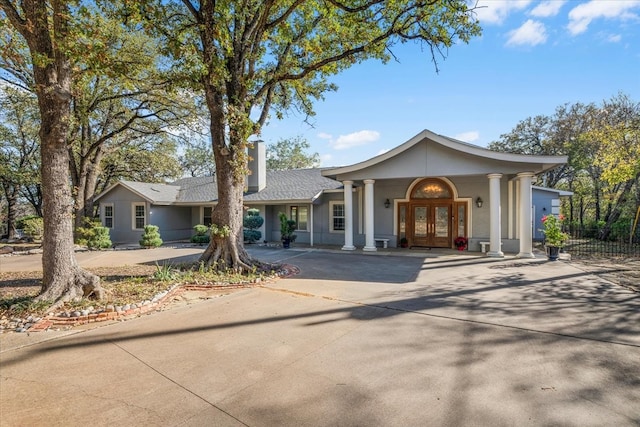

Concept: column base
[[487, 251, 504, 258], [516, 252, 536, 259], [342, 245, 356, 251], [362, 246, 377, 252]]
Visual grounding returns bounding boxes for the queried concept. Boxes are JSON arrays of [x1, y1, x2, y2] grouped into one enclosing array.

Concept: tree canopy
[[266, 136, 320, 170], [488, 93, 640, 238], [127, 0, 482, 270]]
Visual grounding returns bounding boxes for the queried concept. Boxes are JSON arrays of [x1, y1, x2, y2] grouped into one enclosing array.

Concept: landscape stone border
[[9, 264, 300, 333]]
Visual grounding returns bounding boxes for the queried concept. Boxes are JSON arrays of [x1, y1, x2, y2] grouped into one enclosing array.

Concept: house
[[95, 129, 567, 256]]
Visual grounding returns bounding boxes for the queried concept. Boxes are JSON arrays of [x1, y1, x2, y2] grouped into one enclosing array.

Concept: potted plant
[[454, 236, 468, 251], [279, 212, 297, 248], [399, 237, 409, 248], [540, 214, 568, 261]]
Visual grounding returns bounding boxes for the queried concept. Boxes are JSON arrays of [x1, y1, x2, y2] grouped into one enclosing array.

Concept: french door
[[411, 203, 451, 248]]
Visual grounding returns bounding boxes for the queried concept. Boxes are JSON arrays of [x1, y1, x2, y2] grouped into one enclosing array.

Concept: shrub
[[243, 208, 264, 243], [22, 216, 44, 240], [191, 224, 210, 244], [76, 217, 112, 249], [139, 225, 163, 248], [15, 215, 40, 230]]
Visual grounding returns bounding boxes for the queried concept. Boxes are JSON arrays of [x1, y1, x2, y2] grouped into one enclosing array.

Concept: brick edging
[[27, 264, 299, 332]]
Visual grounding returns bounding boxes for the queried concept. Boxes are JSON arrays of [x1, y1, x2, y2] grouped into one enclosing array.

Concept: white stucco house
[[95, 129, 568, 257]]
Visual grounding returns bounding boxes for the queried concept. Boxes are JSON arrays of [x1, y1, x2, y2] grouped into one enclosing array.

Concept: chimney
[[247, 140, 266, 192]]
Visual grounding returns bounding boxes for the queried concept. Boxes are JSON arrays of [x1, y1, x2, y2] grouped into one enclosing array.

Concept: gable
[[323, 129, 568, 181]]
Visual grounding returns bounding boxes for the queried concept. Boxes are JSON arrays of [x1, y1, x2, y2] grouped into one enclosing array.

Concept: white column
[[487, 173, 504, 258], [517, 172, 535, 258], [342, 180, 355, 251], [310, 203, 314, 247], [363, 179, 377, 251]]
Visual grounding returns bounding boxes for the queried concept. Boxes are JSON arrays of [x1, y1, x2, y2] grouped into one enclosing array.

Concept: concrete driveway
[[1, 246, 639, 426]]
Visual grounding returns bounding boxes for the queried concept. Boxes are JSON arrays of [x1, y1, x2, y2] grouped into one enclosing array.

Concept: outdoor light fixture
[[384, 199, 390, 208], [476, 197, 483, 208]]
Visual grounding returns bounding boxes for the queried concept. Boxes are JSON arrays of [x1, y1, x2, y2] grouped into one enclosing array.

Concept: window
[[411, 178, 452, 199], [290, 205, 308, 231], [203, 206, 213, 226], [103, 204, 114, 229], [330, 201, 345, 232], [132, 203, 145, 230]]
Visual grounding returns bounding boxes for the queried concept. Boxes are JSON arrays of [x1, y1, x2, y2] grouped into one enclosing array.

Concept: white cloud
[[330, 130, 380, 150], [568, 0, 640, 35], [454, 131, 480, 143], [317, 132, 333, 140], [606, 33, 622, 43], [474, 0, 532, 24], [506, 19, 548, 46], [377, 148, 390, 156], [530, 0, 566, 17]]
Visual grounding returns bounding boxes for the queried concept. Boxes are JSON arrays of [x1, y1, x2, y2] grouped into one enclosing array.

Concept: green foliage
[[22, 216, 43, 239], [279, 212, 297, 242], [210, 223, 231, 239], [266, 136, 320, 170], [540, 214, 569, 247], [190, 224, 210, 244], [243, 208, 264, 243], [153, 262, 177, 281], [16, 215, 40, 230], [139, 225, 163, 248], [179, 139, 216, 177], [76, 217, 113, 249]]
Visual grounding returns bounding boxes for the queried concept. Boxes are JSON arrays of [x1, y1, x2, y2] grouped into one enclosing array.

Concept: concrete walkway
[[1, 246, 639, 426]]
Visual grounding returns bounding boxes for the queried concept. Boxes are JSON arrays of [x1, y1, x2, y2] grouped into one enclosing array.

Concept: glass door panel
[[434, 206, 449, 237], [414, 206, 428, 237]]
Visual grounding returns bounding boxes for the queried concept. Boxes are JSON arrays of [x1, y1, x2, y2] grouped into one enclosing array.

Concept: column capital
[[363, 179, 375, 185], [342, 180, 353, 185], [516, 172, 536, 179], [487, 173, 503, 180]]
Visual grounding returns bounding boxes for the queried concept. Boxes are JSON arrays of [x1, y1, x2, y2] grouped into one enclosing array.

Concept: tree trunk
[[197, 82, 253, 271], [2, 184, 18, 240], [12, 0, 103, 304], [599, 176, 637, 241]]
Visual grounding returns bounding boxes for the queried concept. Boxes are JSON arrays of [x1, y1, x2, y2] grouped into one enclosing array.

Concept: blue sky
[[259, 0, 640, 167]]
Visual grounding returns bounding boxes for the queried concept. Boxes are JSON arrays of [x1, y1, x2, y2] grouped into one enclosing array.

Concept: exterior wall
[[99, 186, 196, 244], [532, 190, 560, 240], [99, 186, 146, 245], [148, 205, 192, 242]]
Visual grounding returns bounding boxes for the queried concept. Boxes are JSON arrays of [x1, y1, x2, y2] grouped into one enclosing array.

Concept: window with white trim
[[290, 205, 308, 231], [330, 201, 345, 232], [202, 206, 213, 226], [103, 204, 114, 229], [132, 203, 146, 230]]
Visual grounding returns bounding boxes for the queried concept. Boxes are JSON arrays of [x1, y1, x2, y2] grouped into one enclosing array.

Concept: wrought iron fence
[[563, 226, 640, 258]]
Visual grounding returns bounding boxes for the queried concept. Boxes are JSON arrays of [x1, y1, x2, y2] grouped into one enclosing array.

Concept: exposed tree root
[[199, 237, 273, 272], [35, 267, 104, 312]]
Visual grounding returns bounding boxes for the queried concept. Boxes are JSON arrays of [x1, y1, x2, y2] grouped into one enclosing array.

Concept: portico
[[322, 130, 567, 254]]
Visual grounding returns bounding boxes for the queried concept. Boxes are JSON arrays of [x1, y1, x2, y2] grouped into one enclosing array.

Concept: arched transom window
[[411, 178, 452, 199]]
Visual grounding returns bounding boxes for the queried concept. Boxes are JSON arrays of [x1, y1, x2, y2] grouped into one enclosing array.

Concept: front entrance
[[398, 178, 466, 249], [412, 203, 451, 247]]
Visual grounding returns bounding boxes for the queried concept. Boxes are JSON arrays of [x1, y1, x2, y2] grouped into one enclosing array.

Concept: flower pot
[[282, 238, 291, 249], [546, 245, 560, 261]]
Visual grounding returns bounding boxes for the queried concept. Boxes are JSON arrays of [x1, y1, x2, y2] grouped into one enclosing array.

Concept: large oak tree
[[134, 0, 481, 270], [0, 0, 103, 303]]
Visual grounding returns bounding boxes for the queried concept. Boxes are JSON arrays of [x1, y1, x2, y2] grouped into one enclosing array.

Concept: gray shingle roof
[[244, 169, 342, 202], [109, 169, 342, 205], [119, 180, 181, 204]]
